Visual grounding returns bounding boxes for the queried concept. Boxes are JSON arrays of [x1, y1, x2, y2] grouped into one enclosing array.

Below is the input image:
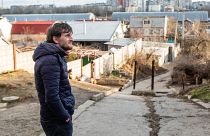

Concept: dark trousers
[[41, 120, 73, 136]]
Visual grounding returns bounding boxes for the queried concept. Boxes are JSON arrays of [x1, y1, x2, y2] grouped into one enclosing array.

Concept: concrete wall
[[142, 41, 180, 66], [67, 59, 82, 80], [0, 40, 180, 82], [0, 18, 12, 41], [16, 51, 34, 73], [0, 44, 14, 73]]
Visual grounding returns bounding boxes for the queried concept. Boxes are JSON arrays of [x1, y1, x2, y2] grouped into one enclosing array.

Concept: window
[[143, 20, 150, 25]]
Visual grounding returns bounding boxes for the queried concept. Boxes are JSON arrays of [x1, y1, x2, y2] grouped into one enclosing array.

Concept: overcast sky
[[1, 0, 106, 8], [1, 0, 210, 8]]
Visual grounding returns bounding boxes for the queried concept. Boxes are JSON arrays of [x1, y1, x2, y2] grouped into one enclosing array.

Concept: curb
[[190, 98, 210, 109], [91, 93, 105, 101], [91, 88, 120, 102], [186, 95, 210, 109], [73, 100, 95, 120]]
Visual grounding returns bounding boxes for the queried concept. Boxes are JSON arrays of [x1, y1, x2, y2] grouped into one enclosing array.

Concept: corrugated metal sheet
[[68, 21, 121, 42], [3, 13, 96, 22], [112, 11, 208, 22], [104, 38, 135, 46], [11, 21, 54, 34]]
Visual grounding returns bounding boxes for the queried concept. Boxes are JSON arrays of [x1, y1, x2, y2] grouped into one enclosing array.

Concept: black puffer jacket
[[33, 42, 75, 124]]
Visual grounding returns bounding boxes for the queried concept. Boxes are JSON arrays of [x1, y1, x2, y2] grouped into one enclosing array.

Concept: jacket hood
[[33, 42, 67, 61]]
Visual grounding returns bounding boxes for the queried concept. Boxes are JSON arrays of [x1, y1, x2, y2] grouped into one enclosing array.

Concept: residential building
[[125, 0, 146, 12], [107, 0, 146, 12], [192, 1, 210, 10], [149, 4, 162, 12], [68, 21, 126, 51], [130, 16, 168, 42], [164, 5, 174, 12]]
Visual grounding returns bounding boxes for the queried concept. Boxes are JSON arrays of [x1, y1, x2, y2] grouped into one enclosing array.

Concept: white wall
[[0, 18, 12, 41], [142, 41, 179, 66], [149, 5, 161, 12], [16, 51, 34, 73], [0, 43, 14, 73], [0, 40, 180, 82]]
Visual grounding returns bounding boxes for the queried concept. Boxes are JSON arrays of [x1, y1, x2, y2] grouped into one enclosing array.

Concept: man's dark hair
[[46, 22, 73, 43]]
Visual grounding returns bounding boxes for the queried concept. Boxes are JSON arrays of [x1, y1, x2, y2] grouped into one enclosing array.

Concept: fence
[[0, 39, 177, 81]]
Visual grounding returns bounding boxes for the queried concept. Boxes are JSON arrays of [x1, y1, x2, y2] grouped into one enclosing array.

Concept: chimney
[[83, 19, 86, 35]]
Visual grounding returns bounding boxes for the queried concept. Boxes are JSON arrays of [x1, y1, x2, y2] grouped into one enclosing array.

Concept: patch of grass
[[189, 85, 210, 103]]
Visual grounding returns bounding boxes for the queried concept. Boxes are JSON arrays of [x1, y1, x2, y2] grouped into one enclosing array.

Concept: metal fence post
[[133, 60, 137, 90], [151, 60, 155, 90]]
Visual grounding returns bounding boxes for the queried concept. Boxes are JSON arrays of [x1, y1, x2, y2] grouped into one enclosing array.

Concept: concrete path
[[74, 93, 150, 136], [73, 70, 210, 136]]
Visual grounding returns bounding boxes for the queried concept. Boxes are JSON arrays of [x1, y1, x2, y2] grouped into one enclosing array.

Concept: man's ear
[[53, 36, 59, 44]]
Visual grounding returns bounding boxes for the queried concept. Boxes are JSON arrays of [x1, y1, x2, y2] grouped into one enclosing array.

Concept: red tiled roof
[[12, 21, 55, 34]]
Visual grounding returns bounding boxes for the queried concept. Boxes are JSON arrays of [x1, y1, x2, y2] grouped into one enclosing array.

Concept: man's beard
[[61, 44, 73, 51]]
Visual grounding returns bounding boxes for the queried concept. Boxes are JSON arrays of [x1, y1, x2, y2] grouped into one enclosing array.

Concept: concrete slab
[[2, 96, 19, 103], [0, 108, 7, 112], [73, 93, 151, 136], [0, 103, 7, 109], [196, 101, 210, 109]]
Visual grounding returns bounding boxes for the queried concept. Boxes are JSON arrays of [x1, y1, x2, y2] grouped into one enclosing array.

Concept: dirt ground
[[0, 67, 167, 136], [0, 70, 102, 136]]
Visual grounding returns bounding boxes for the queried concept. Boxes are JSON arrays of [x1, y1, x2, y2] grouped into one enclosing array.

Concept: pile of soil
[[0, 70, 101, 108], [0, 70, 37, 104], [0, 70, 102, 136]]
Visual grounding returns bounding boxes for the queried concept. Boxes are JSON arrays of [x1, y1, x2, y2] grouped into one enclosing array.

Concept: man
[[33, 22, 75, 136]]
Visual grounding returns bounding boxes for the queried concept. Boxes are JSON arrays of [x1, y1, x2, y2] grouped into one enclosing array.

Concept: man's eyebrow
[[64, 32, 72, 34]]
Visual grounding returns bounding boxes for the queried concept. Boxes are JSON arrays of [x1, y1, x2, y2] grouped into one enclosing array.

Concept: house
[[130, 16, 168, 42], [164, 5, 174, 12], [0, 17, 12, 41], [11, 21, 55, 43], [68, 21, 126, 51], [149, 4, 162, 12]]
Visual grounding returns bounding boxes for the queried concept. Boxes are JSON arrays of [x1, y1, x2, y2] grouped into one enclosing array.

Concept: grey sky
[[1, 0, 210, 8], [1, 0, 106, 8]]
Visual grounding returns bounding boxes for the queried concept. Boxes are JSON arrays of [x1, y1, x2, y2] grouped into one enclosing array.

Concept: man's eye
[[65, 34, 72, 37]]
